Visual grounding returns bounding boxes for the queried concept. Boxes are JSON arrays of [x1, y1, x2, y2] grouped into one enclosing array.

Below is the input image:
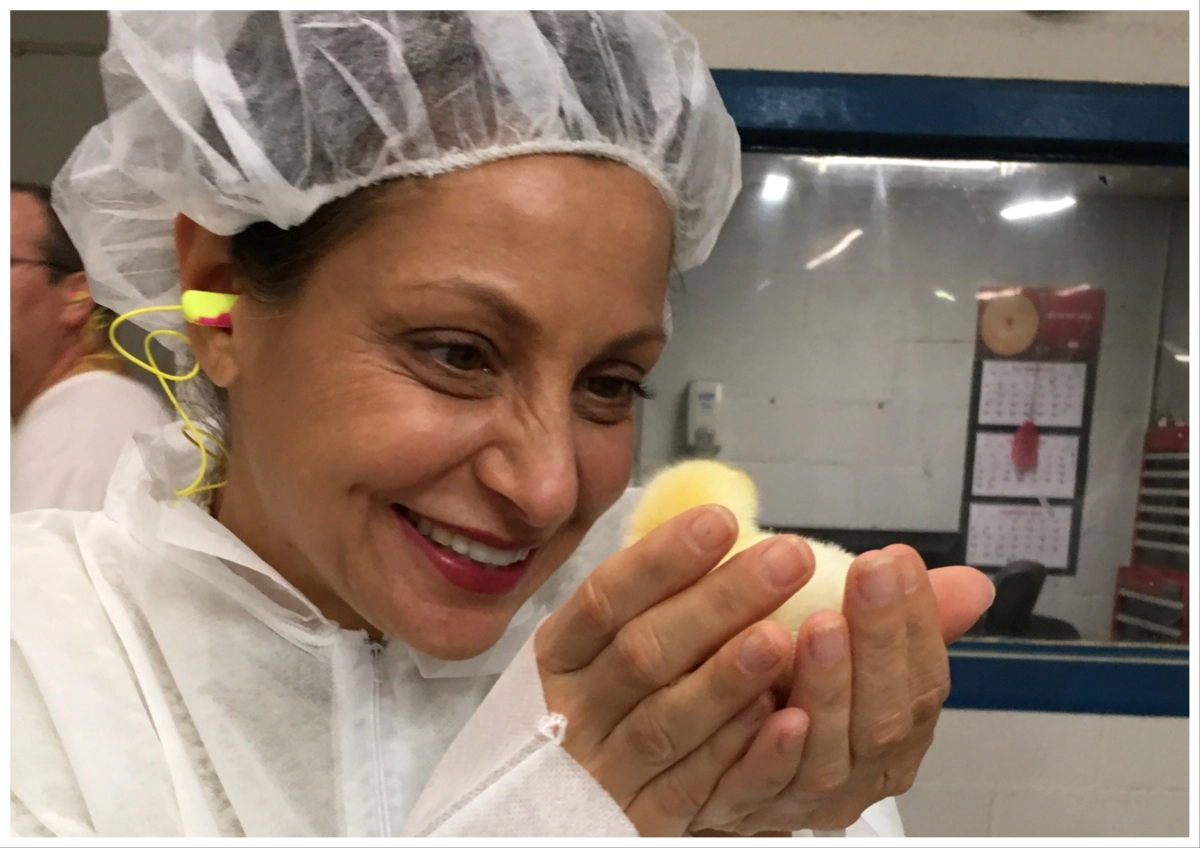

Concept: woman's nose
[[475, 405, 579, 530]]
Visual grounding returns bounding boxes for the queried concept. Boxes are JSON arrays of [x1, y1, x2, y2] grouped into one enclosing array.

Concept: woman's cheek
[[576, 421, 636, 516]]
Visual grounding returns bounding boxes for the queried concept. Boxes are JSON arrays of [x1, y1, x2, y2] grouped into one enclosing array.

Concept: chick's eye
[[430, 343, 487, 372]]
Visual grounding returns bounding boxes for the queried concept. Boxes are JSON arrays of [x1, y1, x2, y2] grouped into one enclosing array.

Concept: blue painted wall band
[[712, 69, 1189, 146]]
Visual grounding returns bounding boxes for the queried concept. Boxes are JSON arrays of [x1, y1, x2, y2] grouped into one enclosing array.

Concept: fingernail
[[758, 537, 807, 589], [987, 578, 997, 607], [807, 622, 848, 668], [775, 715, 809, 755], [856, 552, 898, 607], [689, 507, 735, 552], [900, 557, 923, 596], [739, 628, 782, 674], [739, 694, 774, 727]]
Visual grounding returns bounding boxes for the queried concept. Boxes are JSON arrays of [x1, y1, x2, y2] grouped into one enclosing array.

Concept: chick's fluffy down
[[627, 460, 855, 635]]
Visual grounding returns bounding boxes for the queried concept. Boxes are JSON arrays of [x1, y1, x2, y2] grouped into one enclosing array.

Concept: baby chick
[[627, 459, 856, 635]]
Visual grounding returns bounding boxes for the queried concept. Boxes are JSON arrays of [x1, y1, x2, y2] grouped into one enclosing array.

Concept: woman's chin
[[377, 604, 520, 662]]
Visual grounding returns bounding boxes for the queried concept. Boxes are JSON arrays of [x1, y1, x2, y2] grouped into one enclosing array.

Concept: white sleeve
[[10, 377, 173, 513], [400, 628, 637, 836]]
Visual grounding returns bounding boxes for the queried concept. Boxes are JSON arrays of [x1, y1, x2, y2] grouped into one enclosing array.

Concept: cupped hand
[[535, 506, 822, 836], [689, 546, 994, 835]]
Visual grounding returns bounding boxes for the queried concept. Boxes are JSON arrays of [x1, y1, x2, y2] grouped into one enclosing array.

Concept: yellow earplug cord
[[108, 305, 229, 499]]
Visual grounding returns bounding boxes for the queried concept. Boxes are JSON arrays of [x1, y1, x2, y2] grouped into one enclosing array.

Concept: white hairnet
[[52, 11, 741, 334]]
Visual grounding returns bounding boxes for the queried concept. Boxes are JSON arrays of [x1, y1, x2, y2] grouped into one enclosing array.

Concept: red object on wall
[[1111, 425, 1189, 643], [1012, 420, 1040, 470]]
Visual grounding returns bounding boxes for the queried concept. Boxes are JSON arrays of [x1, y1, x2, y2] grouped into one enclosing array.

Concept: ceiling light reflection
[[805, 229, 864, 271]]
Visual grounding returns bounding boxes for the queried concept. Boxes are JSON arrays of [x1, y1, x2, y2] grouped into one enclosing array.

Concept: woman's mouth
[[393, 506, 536, 596]]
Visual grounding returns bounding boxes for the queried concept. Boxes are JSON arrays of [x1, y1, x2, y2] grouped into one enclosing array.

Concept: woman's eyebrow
[[406, 277, 538, 332], [601, 327, 669, 357]]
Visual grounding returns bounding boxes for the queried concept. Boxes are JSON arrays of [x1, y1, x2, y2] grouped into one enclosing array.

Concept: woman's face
[[196, 155, 672, 659]]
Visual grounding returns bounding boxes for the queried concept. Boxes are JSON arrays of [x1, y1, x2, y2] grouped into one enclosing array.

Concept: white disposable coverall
[[9, 424, 904, 837]]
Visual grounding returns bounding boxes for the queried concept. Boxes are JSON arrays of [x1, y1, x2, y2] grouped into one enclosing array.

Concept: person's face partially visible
[[215, 155, 672, 659], [9, 191, 70, 420]]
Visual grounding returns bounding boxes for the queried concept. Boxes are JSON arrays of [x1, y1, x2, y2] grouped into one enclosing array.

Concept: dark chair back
[[985, 560, 1047, 637]]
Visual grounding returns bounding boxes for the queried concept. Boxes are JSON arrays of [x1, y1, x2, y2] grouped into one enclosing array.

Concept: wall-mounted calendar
[[959, 286, 1105, 575]]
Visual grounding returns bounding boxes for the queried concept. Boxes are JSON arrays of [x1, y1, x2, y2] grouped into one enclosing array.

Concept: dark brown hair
[[228, 183, 392, 304]]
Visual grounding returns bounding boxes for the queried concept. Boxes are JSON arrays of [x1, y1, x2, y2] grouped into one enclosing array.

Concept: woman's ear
[[175, 214, 241, 388]]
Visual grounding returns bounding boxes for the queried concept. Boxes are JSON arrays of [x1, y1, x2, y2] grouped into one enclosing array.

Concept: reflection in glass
[[638, 153, 1189, 646]]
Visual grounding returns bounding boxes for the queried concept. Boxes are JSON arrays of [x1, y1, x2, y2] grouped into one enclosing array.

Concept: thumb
[[929, 566, 995, 644]]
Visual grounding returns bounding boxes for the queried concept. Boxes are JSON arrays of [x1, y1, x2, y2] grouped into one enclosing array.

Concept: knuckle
[[886, 766, 918, 796], [651, 768, 709, 820], [857, 712, 913, 760], [577, 577, 618, 638], [797, 763, 851, 795], [613, 624, 671, 690], [705, 574, 745, 620], [808, 804, 863, 832], [911, 681, 951, 725], [625, 705, 679, 768]]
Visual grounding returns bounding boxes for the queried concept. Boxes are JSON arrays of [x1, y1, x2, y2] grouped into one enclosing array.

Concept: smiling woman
[[194, 156, 673, 658], [9, 9, 993, 840]]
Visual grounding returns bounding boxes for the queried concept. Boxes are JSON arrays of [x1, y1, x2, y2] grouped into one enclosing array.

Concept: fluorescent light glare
[[801, 155, 1006, 172], [975, 287, 1024, 301], [1161, 341, 1190, 363], [805, 229, 864, 271], [761, 173, 791, 202], [1001, 196, 1077, 221], [934, 289, 956, 302]]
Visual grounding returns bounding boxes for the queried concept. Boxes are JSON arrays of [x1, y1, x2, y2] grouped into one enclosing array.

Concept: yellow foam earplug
[[181, 291, 239, 327], [627, 459, 857, 635]]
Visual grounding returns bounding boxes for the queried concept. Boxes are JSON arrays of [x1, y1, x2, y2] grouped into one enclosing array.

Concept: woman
[[10, 11, 993, 837]]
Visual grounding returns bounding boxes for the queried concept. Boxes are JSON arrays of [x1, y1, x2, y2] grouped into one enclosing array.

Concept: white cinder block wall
[[897, 710, 1190, 837]]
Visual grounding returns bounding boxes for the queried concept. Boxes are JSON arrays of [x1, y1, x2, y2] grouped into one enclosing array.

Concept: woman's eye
[[430, 343, 487, 372], [584, 375, 650, 401]]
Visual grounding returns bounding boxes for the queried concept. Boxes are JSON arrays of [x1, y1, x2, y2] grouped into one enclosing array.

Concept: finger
[[691, 707, 810, 833], [884, 545, 951, 734], [788, 609, 853, 793], [585, 535, 813, 725], [929, 565, 996, 644], [537, 504, 738, 674], [624, 692, 775, 836], [590, 620, 792, 806], [843, 550, 912, 762]]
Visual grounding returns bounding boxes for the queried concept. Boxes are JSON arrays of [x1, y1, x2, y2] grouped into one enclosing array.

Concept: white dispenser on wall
[[685, 379, 723, 457]]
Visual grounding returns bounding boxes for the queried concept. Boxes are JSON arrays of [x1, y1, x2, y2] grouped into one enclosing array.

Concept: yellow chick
[[627, 459, 856, 636]]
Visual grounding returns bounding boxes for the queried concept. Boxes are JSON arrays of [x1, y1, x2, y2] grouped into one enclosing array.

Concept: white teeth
[[405, 509, 532, 568]]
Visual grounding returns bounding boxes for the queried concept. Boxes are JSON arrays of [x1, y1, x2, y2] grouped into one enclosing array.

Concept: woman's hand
[[535, 505, 818, 836], [688, 545, 994, 835]]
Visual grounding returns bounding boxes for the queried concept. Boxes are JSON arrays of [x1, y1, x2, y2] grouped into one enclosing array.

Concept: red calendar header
[[976, 286, 1106, 362]]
